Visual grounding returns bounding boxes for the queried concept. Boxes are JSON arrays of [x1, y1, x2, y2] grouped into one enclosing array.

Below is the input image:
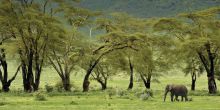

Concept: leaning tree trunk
[[83, 69, 92, 92], [127, 58, 134, 90], [191, 72, 196, 91], [83, 59, 100, 92]]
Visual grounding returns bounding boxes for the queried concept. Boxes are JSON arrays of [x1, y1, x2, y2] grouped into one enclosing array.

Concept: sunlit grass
[[1, 65, 220, 110]]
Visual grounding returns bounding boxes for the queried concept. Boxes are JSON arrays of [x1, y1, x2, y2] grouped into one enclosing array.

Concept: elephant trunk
[[164, 90, 168, 102]]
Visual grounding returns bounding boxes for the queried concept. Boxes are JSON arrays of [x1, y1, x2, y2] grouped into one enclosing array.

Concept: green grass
[[1, 65, 220, 110]]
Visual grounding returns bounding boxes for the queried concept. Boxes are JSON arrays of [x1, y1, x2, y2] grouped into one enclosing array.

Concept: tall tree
[[154, 7, 220, 94], [0, 0, 23, 92], [47, 30, 84, 91], [90, 54, 118, 90], [0, 0, 81, 92]]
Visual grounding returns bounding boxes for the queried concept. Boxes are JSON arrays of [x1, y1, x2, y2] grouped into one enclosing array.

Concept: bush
[[55, 81, 64, 92], [35, 92, 47, 101], [134, 89, 153, 101], [106, 88, 116, 98], [116, 88, 127, 97], [140, 93, 150, 101], [70, 101, 78, 105], [45, 84, 54, 93], [55, 81, 79, 92]]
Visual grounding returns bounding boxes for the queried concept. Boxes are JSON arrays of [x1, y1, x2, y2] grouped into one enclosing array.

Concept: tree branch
[[8, 64, 21, 84]]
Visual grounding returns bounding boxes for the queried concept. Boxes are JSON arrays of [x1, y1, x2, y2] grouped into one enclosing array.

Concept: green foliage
[[34, 92, 47, 101], [45, 84, 54, 93], [153, 6, 220, 82]]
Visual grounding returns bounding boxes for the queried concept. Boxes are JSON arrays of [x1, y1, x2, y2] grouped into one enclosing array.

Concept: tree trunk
[[62, 75, 71, 91], [191, 73, 196, 91], [0, 51, 9, 92], [21, 61, 29, 92], [140, 74, 151, 89], [83, 60, 100, 92], [198, 43, 217, 94], [191, 79, 196, 91], [128, 58, 134, 90], [0, 49, 20, 92], [83, 70, 91, 92], [208, 75, 217, 94], [26, 48, 34, 92], [2, 84, 9, 92], [97, 79, 107, 90], [206, 43, 217, 94], [33, 54, 41, 91], [146, 75, 151, 89], [101, 82, 107, 90]]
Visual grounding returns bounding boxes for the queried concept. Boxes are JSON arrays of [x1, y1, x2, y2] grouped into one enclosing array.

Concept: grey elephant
[[164, 84, 188, 102]]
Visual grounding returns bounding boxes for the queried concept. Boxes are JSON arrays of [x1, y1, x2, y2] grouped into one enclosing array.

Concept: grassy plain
[[0, 65, 219, 110]]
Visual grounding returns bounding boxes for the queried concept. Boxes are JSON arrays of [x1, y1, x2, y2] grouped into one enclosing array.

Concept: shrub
[[140, 93, 150, 101], [70, 101, 78, 105], [134, 89, 153, 101], [35, 92, 47, 101], [55, 81, 64, 92], [45, 84, 54, 93], [0, 102, 7, 106], [55, 81, 79, 92], [106, 88, 116, 98], [116, 88, 127, 97]]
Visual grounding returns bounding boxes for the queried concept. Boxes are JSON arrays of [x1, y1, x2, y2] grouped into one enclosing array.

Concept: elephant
[[164, 84, 188, 102]]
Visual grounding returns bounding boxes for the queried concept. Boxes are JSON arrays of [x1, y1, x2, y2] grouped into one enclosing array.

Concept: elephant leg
[[171, 94, 174, 102], [181, 96, 183, 101], [175, 95, 179, 101], [185, 96, 188, 101]]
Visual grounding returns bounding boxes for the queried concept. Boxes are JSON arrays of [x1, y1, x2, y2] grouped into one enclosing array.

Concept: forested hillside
[[79, 0, 220, 17]]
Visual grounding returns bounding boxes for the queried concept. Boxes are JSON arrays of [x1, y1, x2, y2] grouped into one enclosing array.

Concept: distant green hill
[[79, 0, 220, 17]]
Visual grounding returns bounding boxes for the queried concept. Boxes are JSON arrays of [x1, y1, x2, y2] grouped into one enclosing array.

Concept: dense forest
[[0, 0, 220, 110]]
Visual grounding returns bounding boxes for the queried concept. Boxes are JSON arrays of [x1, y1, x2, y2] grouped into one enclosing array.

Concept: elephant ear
[[168, 85, 173, 91]]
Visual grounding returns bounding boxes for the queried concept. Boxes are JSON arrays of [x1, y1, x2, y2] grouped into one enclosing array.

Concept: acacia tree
[[81, 31, 140, 92], [90, 55, 118, 90], [183, 57, 204, 91], [154, 7, 220, 94], [47, 30, 85, 91], [94, 13, 150, 90], [0, 49, 21, 92], [0, 0, 81, 92], [0, 1, 23, 92], [46, 0, 97, 91], [134, 46, 153, 89], [81, 12, 148, 92]]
